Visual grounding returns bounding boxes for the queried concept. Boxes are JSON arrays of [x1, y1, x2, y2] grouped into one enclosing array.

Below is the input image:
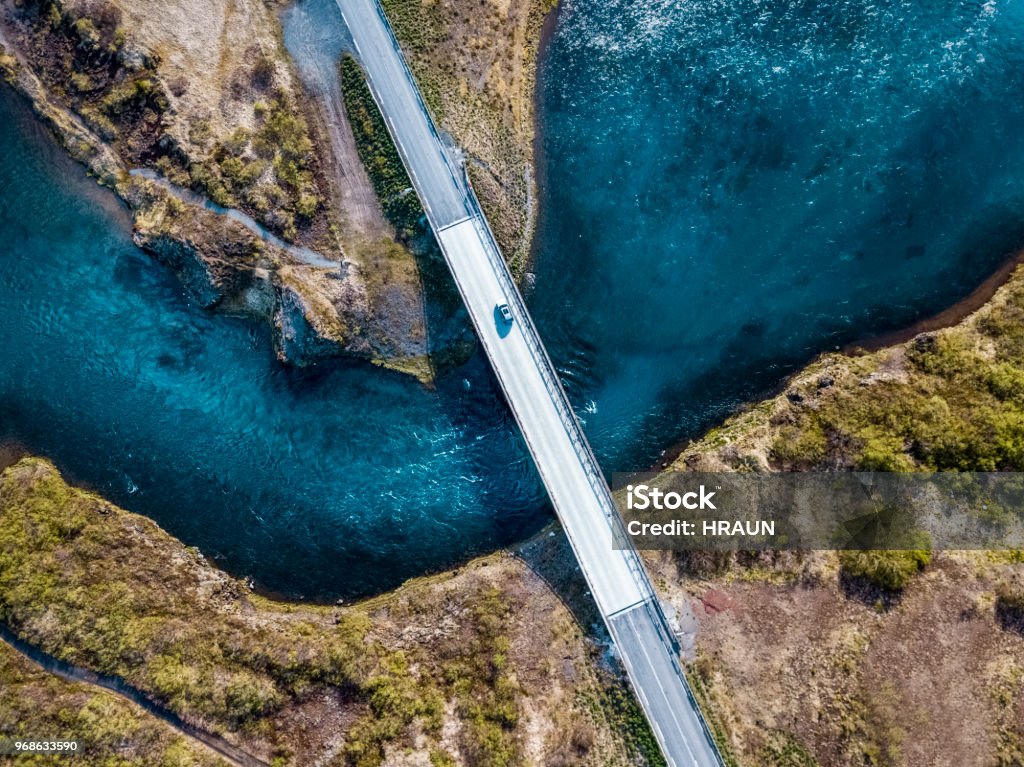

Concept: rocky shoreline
[[0, 0, 468, 381]]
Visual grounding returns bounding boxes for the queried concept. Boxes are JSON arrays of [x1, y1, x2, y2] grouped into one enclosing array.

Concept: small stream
[[0, 626, 268, 767], [129, 168, 340, 269]]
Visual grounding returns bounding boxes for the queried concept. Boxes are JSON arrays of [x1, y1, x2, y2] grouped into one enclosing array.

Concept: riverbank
[[845, 246, 1024, 354], [671, 260, 1024, 473], [0, 456, 660, 766], [380, 0, 557, 275], [0, 0, 456, 380], [643, 244, 1024, 473], [0, 637, 234, 766], [641, 249, 1024, 766]]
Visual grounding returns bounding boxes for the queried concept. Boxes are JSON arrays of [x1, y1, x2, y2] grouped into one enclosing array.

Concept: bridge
[[336, 1, 725, 764]]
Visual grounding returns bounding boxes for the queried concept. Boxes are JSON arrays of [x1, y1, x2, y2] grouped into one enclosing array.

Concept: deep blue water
[[0, 88, 544, 598], [4, 0, 1024, 597], [533, 0, 1024, 469]]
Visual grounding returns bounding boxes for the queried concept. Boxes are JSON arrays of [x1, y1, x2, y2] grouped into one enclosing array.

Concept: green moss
[[100, 76, 168, 118], [429, 748, 457, 767], [770, 421, 828, 467], [434, 585, 522, 766]]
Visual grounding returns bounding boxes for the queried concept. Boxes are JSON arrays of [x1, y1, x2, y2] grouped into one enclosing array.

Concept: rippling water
[[4, 0, 1024, 596], [0, 88, 545, 598], [533, 0, 1024, 469]]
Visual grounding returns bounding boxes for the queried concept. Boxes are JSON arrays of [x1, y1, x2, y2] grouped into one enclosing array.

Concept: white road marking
[[337, 1, 726, 764]]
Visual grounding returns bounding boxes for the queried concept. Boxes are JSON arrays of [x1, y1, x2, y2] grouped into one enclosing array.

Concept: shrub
[[70, 71, 92, 93], [339, 55, 424, 237], [71, 17, 99, 50], [296, 193, 320, 220], [251, 53, 276, 89], [838, 549, 931, 592], [995, 577, 1024, 632]]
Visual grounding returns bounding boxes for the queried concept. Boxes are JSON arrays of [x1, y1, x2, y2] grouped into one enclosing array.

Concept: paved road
[[337, 1, 725, 764]]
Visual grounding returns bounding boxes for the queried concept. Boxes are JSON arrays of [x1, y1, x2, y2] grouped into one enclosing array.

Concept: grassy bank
[[378, 0, 556, 270], [0, 457, 649, 766], [678, 264, 1024, 475], [0, 639, 229, 766], [2, 0, 331, 246], [650, 266, 1024, 766]]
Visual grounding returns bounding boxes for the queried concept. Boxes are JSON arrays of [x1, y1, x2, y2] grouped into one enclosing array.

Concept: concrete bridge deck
[[336, 1, 725, 764]]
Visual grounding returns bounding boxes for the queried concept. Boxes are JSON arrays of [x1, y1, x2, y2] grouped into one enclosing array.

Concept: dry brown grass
[[0, 457, 638, 766], [382, 0, 556, 271], [644, 550, 1024, 767]]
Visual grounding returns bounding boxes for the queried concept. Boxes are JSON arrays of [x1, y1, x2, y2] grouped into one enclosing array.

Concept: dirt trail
[[282, 0, 391, 242]]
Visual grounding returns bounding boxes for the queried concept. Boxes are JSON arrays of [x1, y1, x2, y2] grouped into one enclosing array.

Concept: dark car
[[498, 303, 513, 325]]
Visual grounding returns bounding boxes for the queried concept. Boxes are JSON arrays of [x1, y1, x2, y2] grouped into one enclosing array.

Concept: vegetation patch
[[339, 55, 425, 240], [186, 93, 321, 241], [686, 654, 740, 767], [996, 575, 1024, 633], [0, 458, 631, 765], [765, 289, 1024, 473], [7, 0, 331, 245], [0, 458, 432, 763], [665, 267, 1024, 766], [588, 673, 667, 767], [378, 0, 555, 269], [11, 0, 168, 157], [837, 549, 931, 594], [0, 640, 227, 766]]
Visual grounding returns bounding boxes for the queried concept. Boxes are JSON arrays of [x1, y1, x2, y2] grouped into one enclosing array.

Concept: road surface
[[336, 1, 725, 764]]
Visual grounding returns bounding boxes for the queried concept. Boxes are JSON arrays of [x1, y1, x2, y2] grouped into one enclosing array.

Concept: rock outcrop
[[0, 0, 454, 381]]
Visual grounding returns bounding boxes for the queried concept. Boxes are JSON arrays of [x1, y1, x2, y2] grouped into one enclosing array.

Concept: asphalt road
[[337, 0, 467, 227], [337, 1, 725, 764]]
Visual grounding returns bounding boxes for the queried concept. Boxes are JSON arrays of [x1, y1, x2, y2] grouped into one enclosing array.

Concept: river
[[3, 0, 1024, 598]]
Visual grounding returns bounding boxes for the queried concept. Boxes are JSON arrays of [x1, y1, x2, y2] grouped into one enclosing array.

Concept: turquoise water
[[0, 88, 544, 598], [533, 0, 1024, 469], [5, 0, 1024, 596]]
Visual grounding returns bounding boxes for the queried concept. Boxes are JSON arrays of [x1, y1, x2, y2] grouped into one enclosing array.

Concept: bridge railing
[[460, 176, 668, 621], [462, 168, 729, 767], [461, 163, 731, 767], [348, 2, 725, 763], [346, 8, 650, 598]]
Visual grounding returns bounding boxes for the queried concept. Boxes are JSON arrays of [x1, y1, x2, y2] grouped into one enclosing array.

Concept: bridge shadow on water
[[513, 525, 607, 639]]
